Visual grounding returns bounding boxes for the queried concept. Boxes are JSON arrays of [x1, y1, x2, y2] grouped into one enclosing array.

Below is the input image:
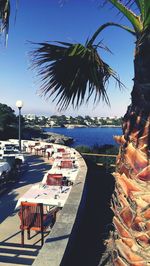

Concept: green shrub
[[75, 144, 119, 170], [75, 145, 92, 153]]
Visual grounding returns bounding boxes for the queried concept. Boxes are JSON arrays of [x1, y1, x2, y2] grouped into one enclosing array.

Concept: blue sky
[[0, 0, 136, 117]]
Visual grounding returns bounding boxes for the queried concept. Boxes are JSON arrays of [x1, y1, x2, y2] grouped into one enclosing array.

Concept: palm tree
[[31, 1, 150, 264], [2, 0, 150, 264]]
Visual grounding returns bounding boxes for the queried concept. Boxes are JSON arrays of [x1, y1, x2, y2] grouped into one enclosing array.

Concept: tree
[[31, 1, 150, 264], [0, 103, 17, 139], [75, 115, 85, 125], [57, 115, 67, 125]]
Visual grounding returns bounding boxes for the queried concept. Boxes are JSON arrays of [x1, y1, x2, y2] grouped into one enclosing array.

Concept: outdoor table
[[15, 184, 71, 209], [45, 168, 78, 182], [52, 152, 63, 159]]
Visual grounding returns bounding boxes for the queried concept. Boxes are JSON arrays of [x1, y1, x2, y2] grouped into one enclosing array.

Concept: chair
[[47, 151, 50, 160], [41, 148, 46, 157], [35, 147, 42, 155], [46, 173, 63, 186], [28, 145, 35, 153], [57, 148, 65, 153], [45, 145, 53, 149], [61, 160, 73, 169], [19, 202, 58, 246]]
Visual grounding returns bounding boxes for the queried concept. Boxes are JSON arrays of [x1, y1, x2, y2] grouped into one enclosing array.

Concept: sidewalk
[[0, 154, 51, 266]]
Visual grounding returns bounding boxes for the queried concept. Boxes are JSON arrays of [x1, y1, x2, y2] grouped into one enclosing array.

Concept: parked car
[[0, 161, 11, 180]]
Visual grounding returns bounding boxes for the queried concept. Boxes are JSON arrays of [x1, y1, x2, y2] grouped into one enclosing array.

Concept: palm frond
[[123, 0, 150, 30], [0, 0, 10, 38], [107, 0, 142, 33], [134, 0, 144, 16], [142, 1, 150, 30], [31, 41, 123, 110], [87, 22, 136, 46]]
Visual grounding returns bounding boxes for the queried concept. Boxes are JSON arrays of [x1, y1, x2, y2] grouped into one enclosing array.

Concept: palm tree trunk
[[99, 30, 150, 266]]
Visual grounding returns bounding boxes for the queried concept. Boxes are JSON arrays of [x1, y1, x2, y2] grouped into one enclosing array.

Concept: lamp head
[[16, 100, 23, 109]]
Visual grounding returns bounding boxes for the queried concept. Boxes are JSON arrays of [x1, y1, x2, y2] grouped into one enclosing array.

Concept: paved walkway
[[0, 154, 51, 266]]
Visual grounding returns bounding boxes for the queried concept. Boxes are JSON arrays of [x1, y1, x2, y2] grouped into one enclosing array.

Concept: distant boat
[[65, 124, 87, 129], [66, 125, 75, 129]]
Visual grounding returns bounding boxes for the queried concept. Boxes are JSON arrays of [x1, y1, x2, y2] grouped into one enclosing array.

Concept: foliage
[[0, 103, 29, 140], [92, 143, 118, 154], [22, 126, 43, 139], [0, 103, 18, 139], [55, 115, 67, 126], [76, 143, 118, 154], [75, 145, 92, 153], [31, 39, 122, 110], [0, 103, 16, 125], [0, 0, 10, 40], [75, 144, 118, 171], [24, 114, 122, 127], [30, 0, 150, 114]]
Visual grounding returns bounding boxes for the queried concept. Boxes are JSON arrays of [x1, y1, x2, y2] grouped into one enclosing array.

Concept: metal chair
[[19, 202, 58, 246]]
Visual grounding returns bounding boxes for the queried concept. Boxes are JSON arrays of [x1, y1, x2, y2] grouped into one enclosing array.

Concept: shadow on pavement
[[0, 230, 51, 265], [0, 240, 40, 265], [61, 158, 115, 266], [0, 155, 51, 223]]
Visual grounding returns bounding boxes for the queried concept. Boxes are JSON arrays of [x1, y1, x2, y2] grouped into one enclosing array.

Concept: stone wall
[[32, 150, 87, 266]]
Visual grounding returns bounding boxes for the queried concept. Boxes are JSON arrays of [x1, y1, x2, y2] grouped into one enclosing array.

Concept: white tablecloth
[[15, 184, 71, 209]]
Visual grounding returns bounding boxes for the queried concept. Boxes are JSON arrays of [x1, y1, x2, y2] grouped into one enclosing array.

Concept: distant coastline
[[24, 114, 122, 129], [43, 124, 122, 129]]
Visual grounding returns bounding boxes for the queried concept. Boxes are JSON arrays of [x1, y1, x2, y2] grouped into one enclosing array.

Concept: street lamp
[[16, 100, 23, 151]]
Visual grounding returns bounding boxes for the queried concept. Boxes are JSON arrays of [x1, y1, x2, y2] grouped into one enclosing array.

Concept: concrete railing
[[81, 152, 117, 168], [33, 149, 87, 266]]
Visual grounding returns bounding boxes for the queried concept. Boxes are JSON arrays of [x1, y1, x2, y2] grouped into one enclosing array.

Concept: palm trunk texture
[[99, 30, 150, 266]]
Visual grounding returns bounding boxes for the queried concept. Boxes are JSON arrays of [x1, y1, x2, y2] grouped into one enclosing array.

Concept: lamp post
[[16, 100, 23, 152]]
